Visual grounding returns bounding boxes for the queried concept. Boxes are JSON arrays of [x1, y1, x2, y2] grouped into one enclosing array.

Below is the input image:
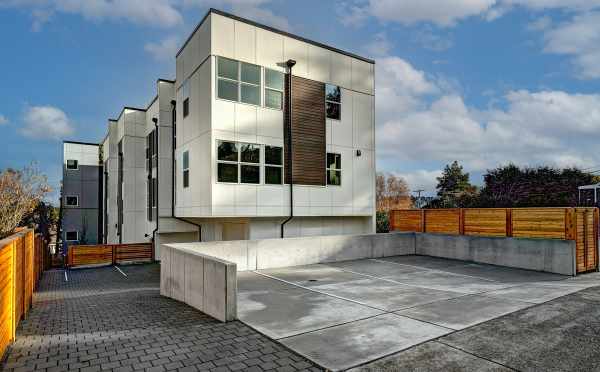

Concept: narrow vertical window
[[183, 80, 190, 118], [265, 69, 284, 110], [265, 146, 283, 184], [326, 153, 341, 186], [240, 143, 260, 184], [217, 141, 239, 183], [182, 151, 190, 188], [325, 84, 341, 120]]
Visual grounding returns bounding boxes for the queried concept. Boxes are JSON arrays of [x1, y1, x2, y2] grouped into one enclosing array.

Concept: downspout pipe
[[169, 100, 202, 242], [281, 59, 297, 238], [150, 117, 159, 260]]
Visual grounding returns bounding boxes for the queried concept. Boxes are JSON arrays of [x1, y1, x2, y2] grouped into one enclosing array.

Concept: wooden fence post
[[506, 209, 513, 237], [459, 209, 465, 235], [421, 209, 426, 233]]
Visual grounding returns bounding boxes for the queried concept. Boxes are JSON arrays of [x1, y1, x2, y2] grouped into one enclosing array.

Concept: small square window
[[265, 166, 282, 185], [218, 141, 238, 161], [327, 170, 342, 186], [218, 79, 239, 101], [66, 196, 78, 206], [65, 231, 78, 241], [66, 159, 78, 170], [241, 165, 260, 184], [183, 170, 189, 188], [326, 153, 342, 186], [265, 89, 283, 110], [326, 102, 341, 120], [241, 84, 260, 105], [241, 62, 261, 85], [240, 143, 260, 163], [265, 146, 282, 166], [326, 84, 341, 102], [218, 57, 239, 80], [218, 163, 238, 183], [265, 69, 284, 91]]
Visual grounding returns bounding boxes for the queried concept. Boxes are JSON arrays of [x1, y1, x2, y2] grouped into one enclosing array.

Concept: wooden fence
[[0, 229, 46, 359], [389, 208, 599, 273], [67, 243, 153, 268]]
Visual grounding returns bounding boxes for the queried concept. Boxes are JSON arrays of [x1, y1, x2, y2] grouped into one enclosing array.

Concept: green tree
[[431, 161, 476, 208]]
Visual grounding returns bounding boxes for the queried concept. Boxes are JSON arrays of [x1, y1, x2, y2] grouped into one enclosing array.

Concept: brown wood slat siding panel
[[0, 242, 12, 360], [115, 244, 152, 262], [284, 75, 326, 186], [391, 210, 423, 232], [70, 245, 113, 267], [424, 209, 461, 235], [512, 208, 567, 239], [574, 208, 598, 273], [463, 209, 507, 237]]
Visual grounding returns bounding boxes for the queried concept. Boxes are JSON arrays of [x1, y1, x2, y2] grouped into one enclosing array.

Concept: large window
[[265, 146, 283, 184], [65, 196, 79, 207], [265, 69, 284, 110], [217, 57, 261, 106], [65, 231, 78, 241], [217, 141, 260, 184], [325, 84, 341, 120], [182, 80, 190, 118], [326, 153, 341, 186], [182, 151, 189, 188], [66, 159, 78, 170]]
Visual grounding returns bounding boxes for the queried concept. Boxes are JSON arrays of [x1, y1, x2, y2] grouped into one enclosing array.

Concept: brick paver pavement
[[2, 264, 323, 372]]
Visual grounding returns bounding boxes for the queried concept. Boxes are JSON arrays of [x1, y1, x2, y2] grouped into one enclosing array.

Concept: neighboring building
[[61, 141, 102, 244], [62, 8, 376, 257]]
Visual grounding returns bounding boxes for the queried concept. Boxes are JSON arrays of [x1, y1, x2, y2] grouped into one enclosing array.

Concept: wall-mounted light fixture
[[356, 149, 362, 157]]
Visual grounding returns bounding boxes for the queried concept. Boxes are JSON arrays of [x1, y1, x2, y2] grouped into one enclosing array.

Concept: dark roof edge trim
[[176, 8, 375, 64], [63, 140, 99, 146], [158, 78, 175, 84], [115, 106, 147, 122]]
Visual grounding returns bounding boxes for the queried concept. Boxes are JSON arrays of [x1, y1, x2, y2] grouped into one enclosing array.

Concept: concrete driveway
[[237, 255, 598, 371]]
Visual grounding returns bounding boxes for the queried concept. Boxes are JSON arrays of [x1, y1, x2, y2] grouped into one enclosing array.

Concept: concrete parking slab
[[309, 278, 464, 311], [378, 269, 512, 294], [396, 294, 533, 330], [237, 272, 382, 339], [349, 341, 512, 372], [280, 313, 451, 371], [236, 255, 594, 370]]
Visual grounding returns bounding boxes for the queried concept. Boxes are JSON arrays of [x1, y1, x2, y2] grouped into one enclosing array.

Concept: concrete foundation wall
[[160, 244, 236, 322], [164, 232, 416, 272], [415, 233, 576, 276]]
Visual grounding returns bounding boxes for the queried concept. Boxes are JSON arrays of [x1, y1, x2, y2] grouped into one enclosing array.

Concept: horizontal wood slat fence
[[0, 228, 47, 359], [67, 243, 153, 268], [390, 208, 598, 274]]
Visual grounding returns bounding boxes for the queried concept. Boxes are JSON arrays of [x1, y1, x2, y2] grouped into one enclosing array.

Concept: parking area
[[238, 255, 599, 371]]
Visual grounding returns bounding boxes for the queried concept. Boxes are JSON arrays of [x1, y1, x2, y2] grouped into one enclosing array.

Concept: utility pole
[[412, 189, 425, 208]]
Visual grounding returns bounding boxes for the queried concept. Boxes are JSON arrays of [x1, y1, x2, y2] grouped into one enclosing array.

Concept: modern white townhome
[[61, 8, 376, 257]]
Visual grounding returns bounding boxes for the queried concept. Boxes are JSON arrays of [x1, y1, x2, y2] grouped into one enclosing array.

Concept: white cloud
[[0, 115, 8, 125], [527, 15, 552, 31], [373, 41, 600, 181], [542, 11, 600, 79], [394, 169, 443, 194], [3, 0, 183, 29], [145, 36, 179, 62], [412, 26, 454, 51], [21, 105, 74, 140]]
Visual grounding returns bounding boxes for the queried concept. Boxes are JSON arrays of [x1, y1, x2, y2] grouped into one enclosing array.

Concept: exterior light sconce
[[356, 150, 362, 157]]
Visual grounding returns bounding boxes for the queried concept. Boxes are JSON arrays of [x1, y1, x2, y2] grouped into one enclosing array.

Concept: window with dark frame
[[183, 80, 190, 118], [265, 69, 284, 110], [65, 231, 78, 241], [183, 151, 190, 188], [217, 141, 261, 184], [66, 159, 78, 170], [65, 196, 79, 206], [325, 84, 341, 120], [326, 153, 341, 186], [265, 146, 283, 184], [217, 57, 261, 106]]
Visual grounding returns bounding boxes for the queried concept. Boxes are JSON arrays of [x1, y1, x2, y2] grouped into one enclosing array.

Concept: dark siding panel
[[284, 75, 326, 186]]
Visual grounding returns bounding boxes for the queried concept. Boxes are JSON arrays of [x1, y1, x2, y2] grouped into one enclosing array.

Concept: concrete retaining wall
[[415, 233, 576, 276], [160, 244, 237, 322], [164, 232, 416, 272]]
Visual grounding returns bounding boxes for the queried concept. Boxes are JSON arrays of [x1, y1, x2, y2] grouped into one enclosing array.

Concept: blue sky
[[2, 0, 600, 201]]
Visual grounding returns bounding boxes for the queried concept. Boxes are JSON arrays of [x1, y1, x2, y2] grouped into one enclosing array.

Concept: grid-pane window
[[265, 146, 283, 184], [182, 151, 189, 188], [217, 141, 260, 184], [265, 69, 284, 110], [65, 231, 78, 241], [66, 196, 78, 206], [326, 153, 341, 186], [217, 57, 261, 106], [325, 84, 341, 120], [66, 159, 78, 170]]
